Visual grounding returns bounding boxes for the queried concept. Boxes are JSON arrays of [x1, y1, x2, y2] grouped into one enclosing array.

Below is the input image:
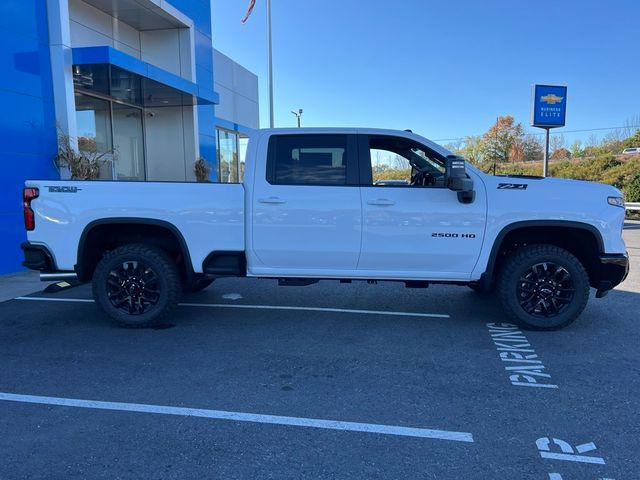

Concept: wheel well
[[488, 225, 602, 289], [76, 221, 192, 282]]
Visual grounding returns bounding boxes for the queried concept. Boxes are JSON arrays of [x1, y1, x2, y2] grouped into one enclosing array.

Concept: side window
[[267, 135, 351, 185], [366, 135, 446, 187]]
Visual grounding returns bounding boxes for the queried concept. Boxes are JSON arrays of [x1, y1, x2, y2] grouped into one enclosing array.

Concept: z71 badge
[[497, 183, 528, 190], [46, 186, 82, 193]]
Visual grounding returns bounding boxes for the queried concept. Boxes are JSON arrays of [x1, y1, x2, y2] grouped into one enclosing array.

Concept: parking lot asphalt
[[1, 225, 639, 479]]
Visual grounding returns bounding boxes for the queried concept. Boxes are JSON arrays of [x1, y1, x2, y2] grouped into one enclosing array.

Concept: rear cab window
[[266, 134, 359, 185]]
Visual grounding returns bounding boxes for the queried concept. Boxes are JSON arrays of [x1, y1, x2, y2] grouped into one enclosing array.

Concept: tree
[[550, 133, 565, 154], [550, 147, 571, 160], [443, 139, 463, 154], [521, 135, 544, 162], [460, 135, 485, 165], [509, 142, 525, 162], [482, 116, 524, 163], [570, 140, 583, 158], [623, 129, 640, 149], [622, 115, 640, 139]]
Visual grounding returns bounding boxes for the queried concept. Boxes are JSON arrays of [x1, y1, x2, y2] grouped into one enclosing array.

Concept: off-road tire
[[497, 244, 590, 331], [92, 244, 181, 328]]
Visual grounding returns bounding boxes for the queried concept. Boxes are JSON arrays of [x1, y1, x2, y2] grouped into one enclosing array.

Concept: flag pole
[[267, 0, 274, 128]]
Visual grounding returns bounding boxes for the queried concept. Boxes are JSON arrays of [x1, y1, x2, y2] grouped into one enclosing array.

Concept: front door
[[251, 134, 362, 273], [358, 134, 486, 279]]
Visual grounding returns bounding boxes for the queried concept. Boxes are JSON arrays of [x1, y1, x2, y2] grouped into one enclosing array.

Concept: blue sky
[[212, 0, 640, 145]]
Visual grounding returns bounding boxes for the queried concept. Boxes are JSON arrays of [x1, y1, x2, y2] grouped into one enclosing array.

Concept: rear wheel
[[497, 244, 590, 330], [92, 244, 181, 327]]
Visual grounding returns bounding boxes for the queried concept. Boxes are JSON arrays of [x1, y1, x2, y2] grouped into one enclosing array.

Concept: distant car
[[622, 147, 640, 155]]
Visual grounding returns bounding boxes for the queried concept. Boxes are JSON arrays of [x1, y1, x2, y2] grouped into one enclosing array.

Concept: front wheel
[[496, 244, 590, 331], [92, 244, 181, 327]]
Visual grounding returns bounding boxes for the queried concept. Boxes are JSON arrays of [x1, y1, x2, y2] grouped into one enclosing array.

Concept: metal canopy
[[72, 46, 219, 106], [81, 0, 190, 30]]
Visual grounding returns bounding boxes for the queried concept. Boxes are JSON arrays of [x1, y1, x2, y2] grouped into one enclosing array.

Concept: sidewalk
[[0, 271, 44, 302]]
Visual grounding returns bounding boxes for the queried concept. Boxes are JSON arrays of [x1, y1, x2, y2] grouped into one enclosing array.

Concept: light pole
[[291, 109, 303, 128]]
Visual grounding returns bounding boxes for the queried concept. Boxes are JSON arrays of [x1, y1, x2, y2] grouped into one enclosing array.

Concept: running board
[[278, 278, 319, 287]]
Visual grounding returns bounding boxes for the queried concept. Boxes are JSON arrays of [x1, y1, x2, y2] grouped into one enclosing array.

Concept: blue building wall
[[0, 1, 58, 274], [174, 0, 219, 181], [0, 0, 220, 274]]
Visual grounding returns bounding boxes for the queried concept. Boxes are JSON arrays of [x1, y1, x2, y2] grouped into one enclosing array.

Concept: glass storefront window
[[110, 66, 142, 105], [74, 93, 113, 179], [238, 136, 249, 182], [74, 93, 146, 181], [112, 104, 145, 180], [217, 129, 239, 183], [73, 64, 109, 96]]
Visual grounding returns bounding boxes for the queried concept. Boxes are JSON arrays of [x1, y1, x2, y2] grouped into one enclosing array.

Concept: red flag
[[241, 0, 256, 23]]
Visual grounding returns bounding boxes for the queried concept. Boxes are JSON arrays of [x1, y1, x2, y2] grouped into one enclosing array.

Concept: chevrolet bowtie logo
[[540, 93, 564, 104]]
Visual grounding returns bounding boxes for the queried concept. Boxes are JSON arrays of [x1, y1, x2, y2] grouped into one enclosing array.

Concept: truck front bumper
[[594, 253, 629, 298]]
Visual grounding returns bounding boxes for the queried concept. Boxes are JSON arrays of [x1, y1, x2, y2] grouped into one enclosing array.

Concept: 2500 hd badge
[[432, 232, 477, 238]]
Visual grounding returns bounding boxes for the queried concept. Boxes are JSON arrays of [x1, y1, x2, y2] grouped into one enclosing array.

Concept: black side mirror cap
[[445, 155, 475, 203]]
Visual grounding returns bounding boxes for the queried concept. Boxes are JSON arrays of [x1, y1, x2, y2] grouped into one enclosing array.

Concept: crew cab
[[21, 128, 629, 330]]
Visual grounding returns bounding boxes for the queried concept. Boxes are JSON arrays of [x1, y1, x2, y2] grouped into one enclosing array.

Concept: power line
[[434, 125, 640, 143]]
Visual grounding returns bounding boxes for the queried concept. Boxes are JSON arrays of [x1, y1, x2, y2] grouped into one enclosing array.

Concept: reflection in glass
[[110, 66, 142, 105], [238, 136, 249, 182], [217, 129, 239, 183], [72, 64, 109, 95], [74, 93, 113, 179]]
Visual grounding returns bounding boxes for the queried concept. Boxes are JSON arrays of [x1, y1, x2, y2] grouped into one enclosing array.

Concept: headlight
[[607, 196, 624, 208]]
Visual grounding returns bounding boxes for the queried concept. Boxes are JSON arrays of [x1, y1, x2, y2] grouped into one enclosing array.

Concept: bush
[[625, 173, 640, 202], [194, 157, 211, 182]]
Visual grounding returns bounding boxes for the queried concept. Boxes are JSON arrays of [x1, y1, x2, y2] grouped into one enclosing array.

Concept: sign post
[[531, 84, 567, 177]]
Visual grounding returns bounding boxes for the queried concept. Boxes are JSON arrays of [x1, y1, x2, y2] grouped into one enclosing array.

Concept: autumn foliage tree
[[482, 116, 524, 163]]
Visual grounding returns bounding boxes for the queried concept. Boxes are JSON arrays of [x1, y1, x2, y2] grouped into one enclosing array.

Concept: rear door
[[357, 134, 486, 279], [250, 133, 362, 273]]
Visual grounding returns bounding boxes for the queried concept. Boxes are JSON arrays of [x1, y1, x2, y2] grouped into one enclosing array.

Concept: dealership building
[[0, 0, 259, 274]]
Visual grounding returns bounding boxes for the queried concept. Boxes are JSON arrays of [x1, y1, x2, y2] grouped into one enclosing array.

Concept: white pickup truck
[[21, 128, 628, 330]]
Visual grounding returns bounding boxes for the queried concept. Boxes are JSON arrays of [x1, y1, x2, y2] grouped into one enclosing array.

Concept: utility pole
[[267, 0, 274, 128], [291, 109, 303, 128]]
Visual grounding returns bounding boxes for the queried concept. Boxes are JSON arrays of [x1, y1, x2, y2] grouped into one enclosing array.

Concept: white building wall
[[214, 49, 259, 129], [68, 0, 192, 80], [144, 106, 196, 181], [66, 0, 199, 181]]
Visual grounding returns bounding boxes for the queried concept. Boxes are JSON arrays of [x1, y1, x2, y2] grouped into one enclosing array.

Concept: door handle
[[258, 196, 287, 204], [367, 199, 395, 206]]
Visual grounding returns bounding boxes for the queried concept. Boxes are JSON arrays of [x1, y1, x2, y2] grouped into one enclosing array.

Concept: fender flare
[[75, 217, 194, 282], [478, 220, 604, 289]]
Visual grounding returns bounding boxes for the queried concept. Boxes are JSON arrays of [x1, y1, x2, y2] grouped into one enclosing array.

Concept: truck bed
[[25, 180, 245, 274]]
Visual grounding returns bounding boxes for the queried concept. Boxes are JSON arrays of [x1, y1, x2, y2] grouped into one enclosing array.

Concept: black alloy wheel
[[93, 244, 181, 327], [516, 262, 574, 317], [106, 260, 161, 315], [497, 244, 590, 330]]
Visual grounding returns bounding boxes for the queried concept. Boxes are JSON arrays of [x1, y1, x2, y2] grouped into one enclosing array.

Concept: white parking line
[[16, 297, 94, 303], [0, 392, 473, 442], [15, 296, 450, 319]]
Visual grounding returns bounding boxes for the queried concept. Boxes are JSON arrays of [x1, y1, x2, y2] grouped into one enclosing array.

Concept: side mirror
[[445, 155, 475, 204]]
